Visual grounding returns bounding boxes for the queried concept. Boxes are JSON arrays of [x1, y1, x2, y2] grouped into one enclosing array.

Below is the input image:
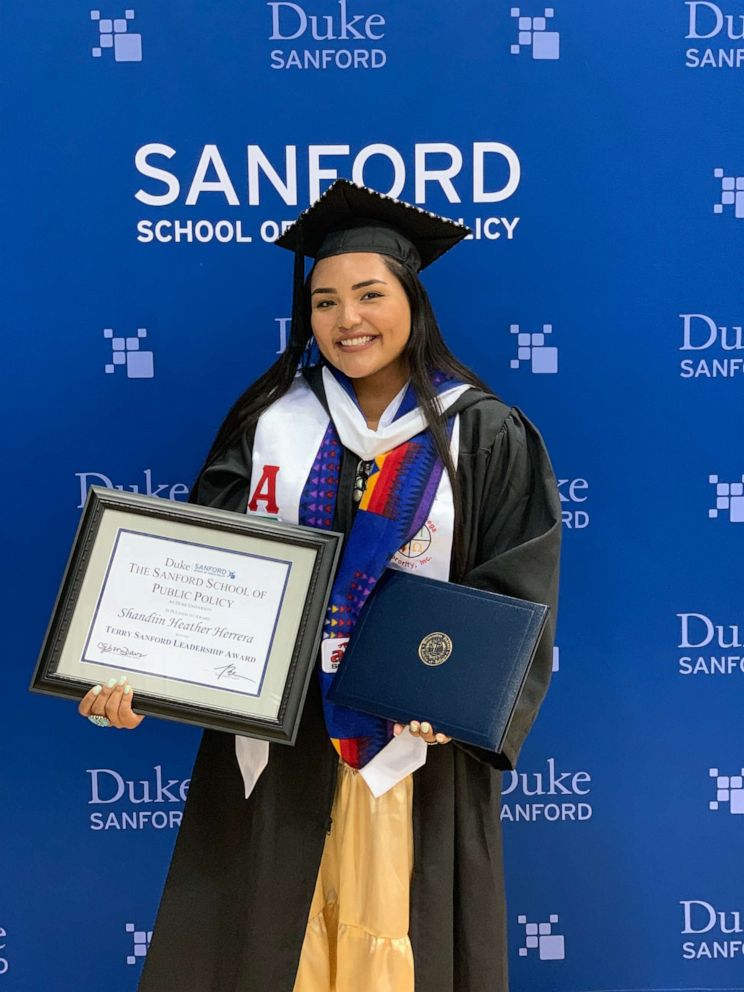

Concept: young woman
[[79, 180, 561, 992]]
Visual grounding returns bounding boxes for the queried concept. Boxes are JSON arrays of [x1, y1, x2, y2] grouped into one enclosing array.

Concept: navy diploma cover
[[327, 569, 550, 752]]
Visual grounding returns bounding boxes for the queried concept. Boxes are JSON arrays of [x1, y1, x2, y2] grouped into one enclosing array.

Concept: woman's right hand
[[78, 676, 145, 730]]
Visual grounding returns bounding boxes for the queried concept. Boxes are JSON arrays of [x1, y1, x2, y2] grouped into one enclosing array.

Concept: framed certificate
[[31, 487, 342, 743]]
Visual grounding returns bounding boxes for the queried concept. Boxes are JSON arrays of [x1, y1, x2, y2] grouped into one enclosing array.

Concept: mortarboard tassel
[[290, 227, 306, 352]]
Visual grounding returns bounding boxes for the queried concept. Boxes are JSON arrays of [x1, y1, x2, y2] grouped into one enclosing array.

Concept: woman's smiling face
[[309, 252, 411, 386]]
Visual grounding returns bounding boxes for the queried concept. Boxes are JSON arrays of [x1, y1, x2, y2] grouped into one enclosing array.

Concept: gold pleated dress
[[292, 758, 415, 992]]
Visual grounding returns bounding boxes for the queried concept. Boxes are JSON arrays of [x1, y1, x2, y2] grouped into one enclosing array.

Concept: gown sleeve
[[454, 405, 562, 771], [188, 425, 256, 512]]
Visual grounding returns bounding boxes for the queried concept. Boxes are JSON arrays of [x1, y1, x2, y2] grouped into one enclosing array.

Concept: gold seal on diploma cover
[[418, 632, 453, 667]]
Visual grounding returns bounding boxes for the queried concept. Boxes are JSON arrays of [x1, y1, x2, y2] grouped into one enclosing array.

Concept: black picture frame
[[30, 487, 342, 744]]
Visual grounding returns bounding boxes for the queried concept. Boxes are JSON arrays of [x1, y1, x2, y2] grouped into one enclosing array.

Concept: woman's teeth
[[338, 336, 375, 348]]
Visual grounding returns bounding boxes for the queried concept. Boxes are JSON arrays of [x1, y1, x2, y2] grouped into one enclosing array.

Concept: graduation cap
[[275, 179, 471, 348]]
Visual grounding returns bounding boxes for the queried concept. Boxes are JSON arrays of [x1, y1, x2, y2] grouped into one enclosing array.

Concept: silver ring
[[88, 714, 111, 728], [425, 739, 439, 746]]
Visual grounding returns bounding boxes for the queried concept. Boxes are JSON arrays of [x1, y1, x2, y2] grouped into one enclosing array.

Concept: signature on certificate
[[212, 663, 255, 684], [97, 642, 147, 659]]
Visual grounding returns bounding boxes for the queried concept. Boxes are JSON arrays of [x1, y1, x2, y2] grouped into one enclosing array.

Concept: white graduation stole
[[235, 371, 463, 799]]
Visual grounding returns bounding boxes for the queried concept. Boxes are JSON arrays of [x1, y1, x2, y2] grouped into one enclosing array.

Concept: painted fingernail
[[106, 678, 116, 688], [436, 734, 446, 743], [117, 675, 127, 686], [421, 722, 431, 734], [410, 721, 420, 733], [124, 685, 132, 695], [91, 685, 102, 696]]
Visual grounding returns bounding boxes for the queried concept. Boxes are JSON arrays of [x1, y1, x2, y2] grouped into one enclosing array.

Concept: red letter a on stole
[[247, 465, 279, 514]]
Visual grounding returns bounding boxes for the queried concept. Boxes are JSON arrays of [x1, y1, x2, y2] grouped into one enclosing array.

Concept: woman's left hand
[[393, 720, 452, 745]]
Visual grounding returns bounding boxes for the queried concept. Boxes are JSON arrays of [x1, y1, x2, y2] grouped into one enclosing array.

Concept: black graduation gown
[[138, 372, 562, 992]]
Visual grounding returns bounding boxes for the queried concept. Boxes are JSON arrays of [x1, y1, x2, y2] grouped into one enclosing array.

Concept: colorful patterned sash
[[298, 370, 456, 769]]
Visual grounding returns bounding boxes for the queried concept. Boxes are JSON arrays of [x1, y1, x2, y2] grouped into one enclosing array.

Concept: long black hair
[[198, 254, 495, 577]]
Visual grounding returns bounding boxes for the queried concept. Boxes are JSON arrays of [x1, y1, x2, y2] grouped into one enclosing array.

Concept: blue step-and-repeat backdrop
[[2, 2, 742, 990]]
